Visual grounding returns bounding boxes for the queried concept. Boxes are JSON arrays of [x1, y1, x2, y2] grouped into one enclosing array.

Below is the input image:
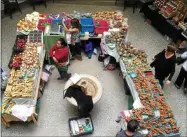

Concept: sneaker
[[184, 88, 187, 94], [174, 83, 180, 89]]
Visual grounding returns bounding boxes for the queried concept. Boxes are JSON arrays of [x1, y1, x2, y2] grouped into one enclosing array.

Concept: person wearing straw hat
[[150, 43, 177, 88]]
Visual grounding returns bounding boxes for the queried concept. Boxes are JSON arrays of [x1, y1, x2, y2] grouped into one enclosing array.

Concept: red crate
[[94, 19, 109, 34], [37, 19, 52, 32]]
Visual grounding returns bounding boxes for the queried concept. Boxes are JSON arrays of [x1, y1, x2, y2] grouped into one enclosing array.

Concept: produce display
[[120, 68, 180, 136], [10, 53, 23, 68], [17, 19, 36, 32], [4, 73, 34, 98], [15, 36, 27, 50], [21, 42, 40, 70], [3, 42, 42, 116], [118, 42, 150, 73], [1, 97, 15, 114], [92, 11, 117, 20]]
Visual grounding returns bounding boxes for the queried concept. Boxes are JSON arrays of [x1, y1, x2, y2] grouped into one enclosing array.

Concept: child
[[62, 18, 82, 61]]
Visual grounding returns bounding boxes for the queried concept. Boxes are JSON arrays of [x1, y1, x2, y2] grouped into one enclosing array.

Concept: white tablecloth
[[119, 59, 140, 104]]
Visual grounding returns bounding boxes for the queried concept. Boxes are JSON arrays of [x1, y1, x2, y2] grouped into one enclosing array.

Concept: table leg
[[1, 117, 10, 128], [32, 113, 38, 124]]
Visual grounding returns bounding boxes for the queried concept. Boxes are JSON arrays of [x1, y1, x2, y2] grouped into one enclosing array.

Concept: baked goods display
[[173, 4, 187, 24], [160, 0, 183, 18], [154, 0, 169, 9]]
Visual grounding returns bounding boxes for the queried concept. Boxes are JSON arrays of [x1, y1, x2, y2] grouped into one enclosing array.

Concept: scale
[[44, 24, 63, 35]]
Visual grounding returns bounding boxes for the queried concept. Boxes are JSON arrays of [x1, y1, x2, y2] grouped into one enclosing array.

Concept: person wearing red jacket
[[49, 38, 71, 80]]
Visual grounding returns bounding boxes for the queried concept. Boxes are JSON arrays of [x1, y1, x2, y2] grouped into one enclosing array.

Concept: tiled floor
[[1, 3, 187, 136]]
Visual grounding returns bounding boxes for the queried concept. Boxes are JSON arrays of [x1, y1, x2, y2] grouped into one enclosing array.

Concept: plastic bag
[[1, 68, 8, 90]]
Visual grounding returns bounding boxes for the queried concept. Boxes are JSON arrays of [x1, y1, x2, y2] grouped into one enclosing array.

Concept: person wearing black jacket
[[150, 43, 177, 88], [64, 85, 93, 117]]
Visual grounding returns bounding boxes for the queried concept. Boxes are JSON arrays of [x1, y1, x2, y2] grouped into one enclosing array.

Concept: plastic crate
[[68, 116, 94, 137], [52, 19, 62, 25], [80, 18, 94, 33], [37, 19, 52, 32], [13, 34, 28, 52], [94, 19, 109, 34]]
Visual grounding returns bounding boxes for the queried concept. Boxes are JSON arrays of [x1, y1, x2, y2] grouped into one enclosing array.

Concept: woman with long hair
[[62, 18, 82, 61]]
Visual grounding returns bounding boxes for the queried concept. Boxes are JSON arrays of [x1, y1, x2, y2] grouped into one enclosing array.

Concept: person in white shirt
[[174, 51, 187, 93]]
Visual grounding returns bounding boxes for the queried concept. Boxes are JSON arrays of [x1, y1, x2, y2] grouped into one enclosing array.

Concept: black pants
[[155, 73, 164, 89], [175, 67, 187, 89], [158, 79, 164, 89], [69, 43, 81, 56]]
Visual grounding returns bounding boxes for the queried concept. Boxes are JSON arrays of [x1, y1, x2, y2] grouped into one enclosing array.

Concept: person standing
[[174, 51, 187, 93], [177, 40, 187, 54], [116, 119, 143, 137], [150, 43, 177, 88], [62, 18, 82, 61], [49, 38, 71, 80]]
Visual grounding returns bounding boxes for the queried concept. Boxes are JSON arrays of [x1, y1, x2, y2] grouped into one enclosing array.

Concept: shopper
[[116, 119, 143, 137], [49, 38, 71, 80], [150, 43, 177, 88], [62, 18, 82, 61], [174, 51, 187, 93], [177, 40, 187, 54]]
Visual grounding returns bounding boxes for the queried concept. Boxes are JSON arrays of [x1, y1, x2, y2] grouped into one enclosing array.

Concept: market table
[[1, 50, 46, 128], [140, 3, 183, 42]]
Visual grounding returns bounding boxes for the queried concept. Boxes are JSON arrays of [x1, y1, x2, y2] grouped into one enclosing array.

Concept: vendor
[[116, 119, 143, 137], [62, 18, 82, 61], [150, 43, 177, 88], [49, 38, 71, 80]]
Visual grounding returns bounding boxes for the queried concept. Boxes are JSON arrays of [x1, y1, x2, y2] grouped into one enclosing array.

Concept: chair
[[115, 0, 128, 11], [1, 0, 22, 19], [30, 0, 47, 11]]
